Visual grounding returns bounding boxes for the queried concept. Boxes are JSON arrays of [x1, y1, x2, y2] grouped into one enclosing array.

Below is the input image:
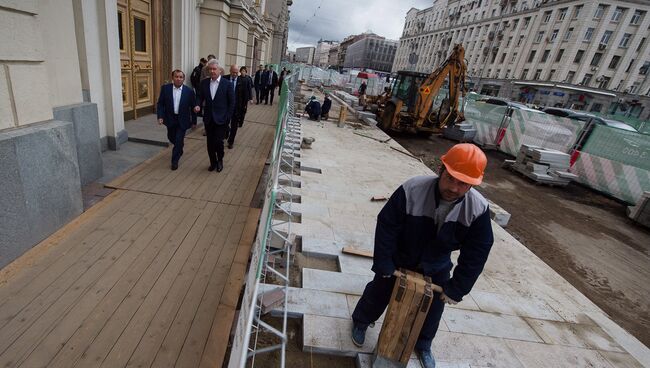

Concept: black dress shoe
[[208, 164, 216, 171], [227, 143, 233, 149], [216, 160, 224, 172], [171, 163, 178, 170]]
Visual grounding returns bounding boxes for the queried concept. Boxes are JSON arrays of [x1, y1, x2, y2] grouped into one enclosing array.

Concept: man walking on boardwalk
[[350, 144, 495, 368], [195, 59, 234, 172], [157, 69, 196, 170], [254, 64, 264, 104], [224, 64, 253, 149]]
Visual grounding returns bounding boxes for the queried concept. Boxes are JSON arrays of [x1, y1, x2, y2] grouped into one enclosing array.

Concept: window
[[541, 50, 551, 62], [550, 30, 559, 42], [558, 8, 567, 21], [543, 11, 552, 23], [549, 69, 556, 80], [584, 28, 594, 42], [594, 5, 606, 19], [521, 69, 529, 79], [626, 59, 635, 72], [513, 19, 519, 29], [507, 36, 513, 47], [134, 17, 147, 52], [597, 77, 611, 89], [590, 103, 603, 112], [505, 69, 511, 78], [523, 17, 531, 29], [631, 10, 645, 25], [619, 33, 632, 48], [535, 31, 544, 43], [511, 52, 518, 63], [573, 5, 583, 19], [555, 49, 564, 62], [495, 69, 500, 78], [500, 53, 507, 63], [629, 83, 639, 93], [566, 71, 575, 83], [640, 61, 650, 75], [581, 73, 593, 85], [564, 28, 573, 41], [591, 52, 603, 66], [611, 7, 625, 22], [527, 50, 537, 62], [601, 31, 613, 45], [517, 35, 525, 46], [534, 69, 542, 80], [574, 50, 585, 63], [609, 55, 621, 69], [638, 38, 647, 52]]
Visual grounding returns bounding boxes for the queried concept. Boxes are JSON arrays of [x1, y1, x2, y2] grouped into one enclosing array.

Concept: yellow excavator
[[379, 44, 467, 135]]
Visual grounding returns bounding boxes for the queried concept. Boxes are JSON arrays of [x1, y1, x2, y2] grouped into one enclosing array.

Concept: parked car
[[483, 98, 538, 112], [542, 107, 638, 132]]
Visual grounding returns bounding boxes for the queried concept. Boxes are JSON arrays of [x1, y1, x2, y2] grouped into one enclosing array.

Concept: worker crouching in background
[[351, 144, 495, 368], [305, 96, 321, 121]]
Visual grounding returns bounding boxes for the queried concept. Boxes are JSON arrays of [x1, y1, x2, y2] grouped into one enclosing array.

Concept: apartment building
[[295, 46, 316, 64], [344, 36, 399, 73], [393, 0, 650, 117]]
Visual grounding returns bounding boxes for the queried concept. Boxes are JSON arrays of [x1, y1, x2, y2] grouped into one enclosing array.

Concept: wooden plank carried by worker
[[341, 246, 374, 258], [374, 270, 435, 367]]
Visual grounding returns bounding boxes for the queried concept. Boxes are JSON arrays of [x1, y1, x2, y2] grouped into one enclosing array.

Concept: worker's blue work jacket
[[372, 175, 494, 302]]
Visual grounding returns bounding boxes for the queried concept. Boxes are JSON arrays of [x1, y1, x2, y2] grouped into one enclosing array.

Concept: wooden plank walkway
[[0, 103, 278, 368]]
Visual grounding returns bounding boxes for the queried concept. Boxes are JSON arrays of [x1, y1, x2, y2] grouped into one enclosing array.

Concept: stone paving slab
[[302, 268, 372, 295], [258, 284, 350, 319], [443, 308, 544, 343]]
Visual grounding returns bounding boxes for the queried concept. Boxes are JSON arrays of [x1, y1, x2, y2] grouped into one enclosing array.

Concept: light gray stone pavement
[[272, 105, 650, 367]]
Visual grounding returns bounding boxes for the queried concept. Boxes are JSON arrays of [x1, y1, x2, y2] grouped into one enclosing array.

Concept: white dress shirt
[[172, 85, 183, 114], [210, 76, 221, 100]]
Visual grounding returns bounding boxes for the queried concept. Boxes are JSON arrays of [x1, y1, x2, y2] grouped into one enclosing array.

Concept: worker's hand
[[157, 118, 164, 125], [440, 292, 458, 305], [194, 106, 201, 113], [381, 274, 393, 279]]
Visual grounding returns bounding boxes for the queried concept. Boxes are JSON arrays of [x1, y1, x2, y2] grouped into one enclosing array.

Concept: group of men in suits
[[253, 64, 279, 105], [156, 58, 254, 172]]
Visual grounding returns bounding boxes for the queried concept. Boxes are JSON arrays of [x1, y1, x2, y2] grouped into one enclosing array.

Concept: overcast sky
[[287, 0, 433, 51]]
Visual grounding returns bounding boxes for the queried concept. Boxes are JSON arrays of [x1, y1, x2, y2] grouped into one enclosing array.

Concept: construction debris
[[259, 287, 285, 315], [371, 195, 388, 202], [503, 144, 577, 186], [442, 122, 477, 142], [628, 192, 650, 228], [301, 137, 315, 149]]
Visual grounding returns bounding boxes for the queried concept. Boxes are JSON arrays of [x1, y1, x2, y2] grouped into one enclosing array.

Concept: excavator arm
[[414, 44, 467, 128]]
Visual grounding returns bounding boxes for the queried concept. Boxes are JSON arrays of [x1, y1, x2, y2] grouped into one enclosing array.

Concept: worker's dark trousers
[[352, 271, 448, 352]]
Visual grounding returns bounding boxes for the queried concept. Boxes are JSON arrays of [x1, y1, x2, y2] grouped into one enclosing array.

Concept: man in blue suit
[[195, 59, 235, 172], [157, 69, 197, 170]]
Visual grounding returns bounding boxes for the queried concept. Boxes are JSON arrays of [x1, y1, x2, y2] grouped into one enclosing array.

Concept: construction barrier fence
[[571, 125, 650, 204], [229, 73, 299, 367], [499, 109, 587, 157], [464, 101, 507, 146]]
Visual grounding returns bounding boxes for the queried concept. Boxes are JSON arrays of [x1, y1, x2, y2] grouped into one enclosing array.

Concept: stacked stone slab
[[628, 192, 650, 228], [503, 144, 577, 186], [442, 122, 477, 142]]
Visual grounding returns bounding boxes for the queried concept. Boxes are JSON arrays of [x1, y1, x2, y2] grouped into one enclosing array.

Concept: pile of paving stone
[[503, 144, 578, 186], [442, 122, 477, 142]]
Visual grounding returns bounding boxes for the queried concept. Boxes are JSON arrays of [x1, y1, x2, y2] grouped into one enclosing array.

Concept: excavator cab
[[391, 72, 428, 115]]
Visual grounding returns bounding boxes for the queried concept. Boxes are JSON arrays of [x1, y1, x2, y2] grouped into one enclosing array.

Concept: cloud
[[287, 0, 432, 50]]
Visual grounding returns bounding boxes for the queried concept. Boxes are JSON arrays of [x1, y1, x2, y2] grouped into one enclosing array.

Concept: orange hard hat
[[440, 143, 487, 185]]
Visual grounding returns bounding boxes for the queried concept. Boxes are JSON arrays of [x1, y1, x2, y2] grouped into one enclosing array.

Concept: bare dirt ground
[[394, 133, 650, 348]]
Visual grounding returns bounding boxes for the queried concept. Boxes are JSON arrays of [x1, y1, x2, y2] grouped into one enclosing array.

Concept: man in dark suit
[[224, 64, 253, 149], [260, 65, 270, 104], [157, 69, 197, 170], [253, 64, 263, 104], [195, 59, 235, 172], [263, 66, 279, 105]]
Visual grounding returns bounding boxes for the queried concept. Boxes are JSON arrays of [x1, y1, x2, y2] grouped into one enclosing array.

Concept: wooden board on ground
[[342, 246, 374, 258]]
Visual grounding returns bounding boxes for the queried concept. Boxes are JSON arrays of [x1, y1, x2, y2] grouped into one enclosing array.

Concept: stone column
[[227, 5, 253, 68], [172, 0, 201, 76], [199, 0, 231, 65]]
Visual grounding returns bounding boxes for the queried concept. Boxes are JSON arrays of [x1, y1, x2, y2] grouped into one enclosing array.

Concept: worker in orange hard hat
[[351, 143, 493, 368]]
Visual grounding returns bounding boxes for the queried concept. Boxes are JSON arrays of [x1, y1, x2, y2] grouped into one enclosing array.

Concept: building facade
[[0, 0, 291, 269], [314, 39, 339, 68], [393, 0, 650, 117], [344, 36, 398, 72], [295, 46, 316, 64], [328, 45, 340, 69], [267, 0, 292, 64], [338, 32, 380, 70]]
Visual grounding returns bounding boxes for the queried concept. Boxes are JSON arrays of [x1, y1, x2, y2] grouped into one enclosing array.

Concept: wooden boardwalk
[[0, 103, 278, 368]]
